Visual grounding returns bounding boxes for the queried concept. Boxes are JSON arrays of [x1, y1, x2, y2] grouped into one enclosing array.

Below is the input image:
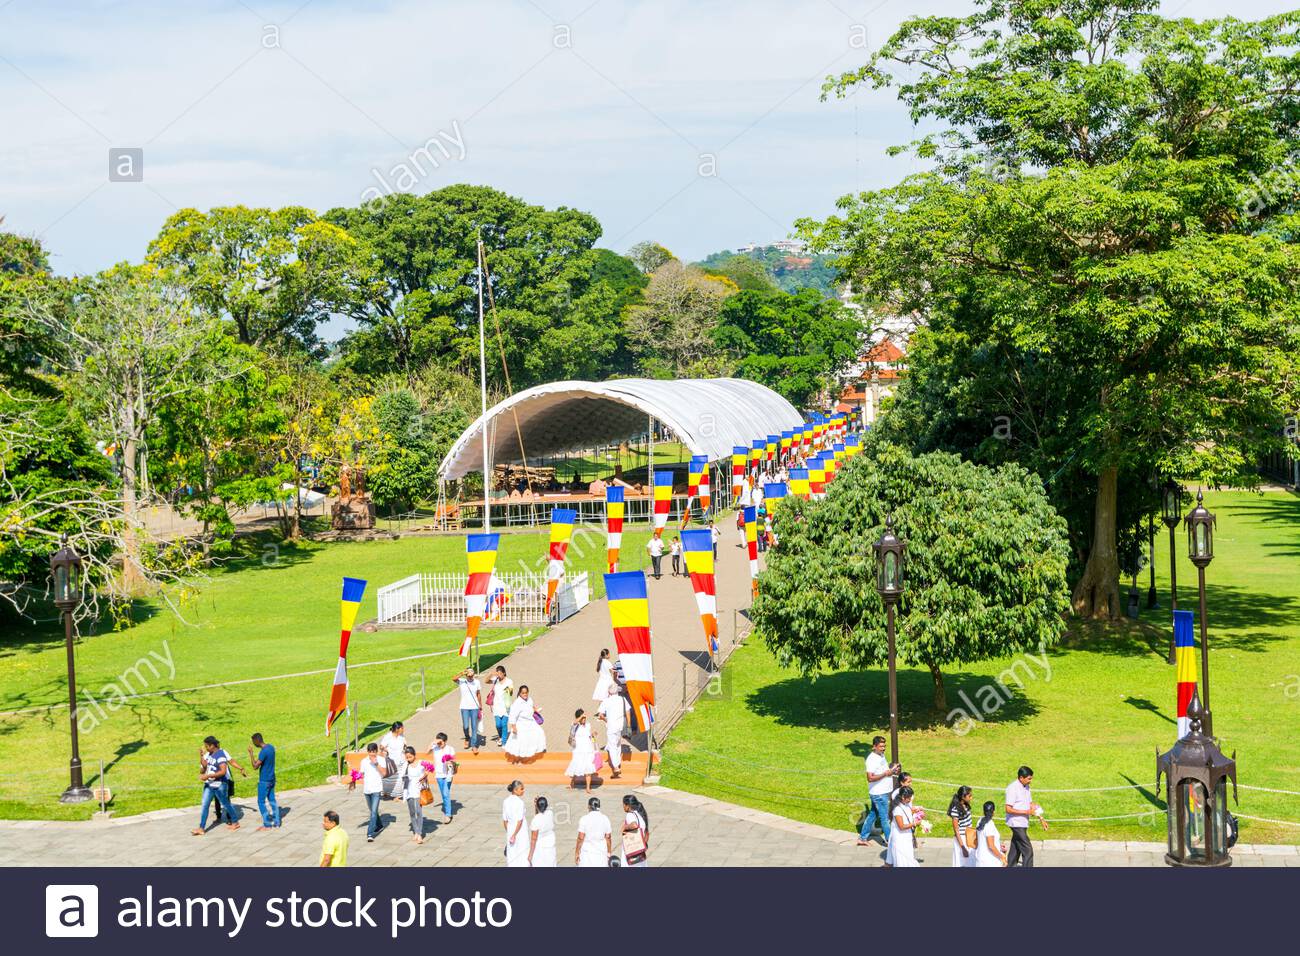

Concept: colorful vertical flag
[[699, 460, 712, 515], [681, 529, 719, 657], [780, 429, 793, 462], [763, 482, 787, 535], [749, 439, 764, 477], [682, 455, 708, 528], [731, 446, 747, 503], [765, 434, 779, 465], [605, 486, 625, 572], [604, 571, 656, 733], [743, 505, 759, 599], [327, 576, 367, 735], [808, 455, 827, 498], [652, 470, 674, 538], [545, 507, 576, 615], [789, 467, 810, 499], [1174, 609, 1198, 738], [845, 434, 861, 458], [460, 533, 500, 656]]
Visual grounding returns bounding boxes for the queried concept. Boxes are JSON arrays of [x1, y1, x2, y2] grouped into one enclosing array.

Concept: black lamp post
[[873, 515, 906, 768], [1146, 512, 1158, 609], [1160, 480, 1183, 665], [1185, 489, 1216, 737], [1156, 690, 1236, 867], [50, 537, 93, 804]]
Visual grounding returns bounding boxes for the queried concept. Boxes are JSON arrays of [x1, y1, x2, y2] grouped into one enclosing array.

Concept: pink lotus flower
[[421, 761, 437, 772], [349, 770, 362, 782]]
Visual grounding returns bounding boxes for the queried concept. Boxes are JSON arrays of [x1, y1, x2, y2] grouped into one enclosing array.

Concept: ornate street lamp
[[873, 515, 906, 768], [1185, 489, 1216, 736], [1156, 690, 1237, 867], [1160, 479, 1183, 665], [49, 537, 93, 803]]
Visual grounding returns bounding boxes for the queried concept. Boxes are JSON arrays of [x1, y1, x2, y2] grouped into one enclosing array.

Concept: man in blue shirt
[[248, 733, 280, 829]]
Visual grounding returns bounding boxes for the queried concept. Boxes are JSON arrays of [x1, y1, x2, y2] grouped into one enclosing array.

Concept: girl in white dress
[[504, 685, 547, 761], [565, 709, 599, 792], [502, 780, 529, 867], [575, 797, 612, 867], [620, 794, 650, 868], [885, 786, 921, 867], [592, 649, 615, 702], [974, 800, 1008, 867], [528, 795, 557, 867]]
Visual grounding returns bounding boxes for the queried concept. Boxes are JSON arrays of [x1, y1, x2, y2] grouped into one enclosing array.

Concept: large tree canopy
[[754, 441, 1072, 711], [805, 1, 1300, 618]]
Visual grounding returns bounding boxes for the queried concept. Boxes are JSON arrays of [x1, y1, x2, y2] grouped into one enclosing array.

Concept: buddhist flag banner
[[604, 571, 656, 733], [681, 529, 719, 657], [808, 455, 827, 498], [749, 439, 764, 476], [800, 424, 812, 450], [605, 486, 625, 572], [780, 429, 793, 461], [1174, 609, 1198, 738], [699, 460, 712, 514], [790, 467, 810, 499], [460, 533, 500, 656], [763, 482, 787, 537], [823, 448, 839, 483], [765, 434, 779, 464], [743, 505, 759, 598], [652, 470, 674, 537], [845, 434, 861, 458], [682, 455, 708, 528], [545, 508, 576, 615], [328, 576, 367, 735], [731, 446, 748, 502]]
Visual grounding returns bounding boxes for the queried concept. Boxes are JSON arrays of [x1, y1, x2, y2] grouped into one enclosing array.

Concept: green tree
[[754, 442, 1071, 711], [805, 1, 1300, 617], [624, 261, 737, 377], [697, 253, 779, 292], [627, 240, 675, 274]]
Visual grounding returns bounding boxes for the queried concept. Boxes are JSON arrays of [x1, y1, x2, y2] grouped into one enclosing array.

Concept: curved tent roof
[[439, 378, 803, 480]]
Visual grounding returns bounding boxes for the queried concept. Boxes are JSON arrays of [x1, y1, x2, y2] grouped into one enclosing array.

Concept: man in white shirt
[[596, 687, 629, 778], [856, 735, 900, 846], [429, 732, 456, 823], [453, 668, 483, 752], [1004, 764, 1046, 866], [646, 536, 665, 579], [348, 743, 387, 842], [488, 665, 514, 747]]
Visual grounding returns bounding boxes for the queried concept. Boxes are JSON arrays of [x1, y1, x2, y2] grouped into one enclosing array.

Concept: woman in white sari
[[527, 795, 557, 867], [591, 649, 615, 702], [565, 709, 599, 793], [620, 794, 650, 868], [575, 797, 612, 867], [885, 786, 921, 868], [504, 685, 547, 762], [502, 780, 529, 867]]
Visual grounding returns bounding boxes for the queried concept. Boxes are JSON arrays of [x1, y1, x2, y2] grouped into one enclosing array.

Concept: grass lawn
[[0, 524, 653, 820], [660, 489, 1300, 844]]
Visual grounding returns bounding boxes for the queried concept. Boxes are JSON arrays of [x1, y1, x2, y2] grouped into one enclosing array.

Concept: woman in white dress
[[502, 780, 529, 867], [948, 785, 975, 868], [527, 795, 557, 867], [592, 649, 615, 702], [565, 709, 599, 793], [575, 797, 612, 867], [885, 786, 921, 867], [620, 794, 650, 868], [974, 800, 1008, 867], [504, 685, 547, 762]]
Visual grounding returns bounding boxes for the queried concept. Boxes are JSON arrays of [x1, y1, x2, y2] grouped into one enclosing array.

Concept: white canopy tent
[[438, 378, 803, 480]]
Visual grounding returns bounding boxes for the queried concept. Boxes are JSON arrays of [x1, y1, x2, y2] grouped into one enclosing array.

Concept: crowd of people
[[856, 736, 1049, 868], [503, 782, 651, 868]]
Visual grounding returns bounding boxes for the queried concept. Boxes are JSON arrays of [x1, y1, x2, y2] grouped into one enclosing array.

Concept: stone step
[[342, 749, 649, 788]]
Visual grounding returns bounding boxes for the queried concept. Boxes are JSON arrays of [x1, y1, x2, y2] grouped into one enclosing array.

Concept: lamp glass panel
[[883, 551, 898, 591], [1180, 780, 1207, 861], [53, 564, 70, 605]]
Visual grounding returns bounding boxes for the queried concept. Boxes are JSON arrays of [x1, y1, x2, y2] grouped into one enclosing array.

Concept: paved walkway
[[403, 525, 756, 755], [1, 782, 1294, 866]]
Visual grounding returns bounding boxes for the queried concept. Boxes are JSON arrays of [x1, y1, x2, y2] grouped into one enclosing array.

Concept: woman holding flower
[[400, 747, 429, 845], [885, 786, 922, 867], [428, 732, 457, 824]]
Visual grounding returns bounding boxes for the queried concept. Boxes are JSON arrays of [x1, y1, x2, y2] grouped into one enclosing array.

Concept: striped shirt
[[948, 803, 972, 834]]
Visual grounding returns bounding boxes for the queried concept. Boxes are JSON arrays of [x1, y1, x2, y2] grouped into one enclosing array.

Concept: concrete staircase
[[343, 749, 649, 788]]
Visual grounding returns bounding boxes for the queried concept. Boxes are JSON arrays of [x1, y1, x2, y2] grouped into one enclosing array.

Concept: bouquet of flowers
[[349, 769, 362, 783], [421, 761, 437, 773]]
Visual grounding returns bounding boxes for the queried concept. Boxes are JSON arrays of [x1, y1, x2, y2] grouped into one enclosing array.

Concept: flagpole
[[476, 235, 489, 673]]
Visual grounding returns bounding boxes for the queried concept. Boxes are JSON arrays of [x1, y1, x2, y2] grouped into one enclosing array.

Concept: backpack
[[567, 723, 578, 749]]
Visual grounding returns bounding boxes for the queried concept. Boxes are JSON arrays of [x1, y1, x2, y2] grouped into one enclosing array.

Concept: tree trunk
[[120, 434, 146, 595], [1071, 465, 1122, 619], [928, 663, 947, 712]]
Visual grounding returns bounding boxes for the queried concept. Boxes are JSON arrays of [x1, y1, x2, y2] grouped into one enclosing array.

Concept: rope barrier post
[[682, 662, 688, 710], [334, 726, 341, 779], [98, 758, 106, 816], [420, 667, 427, 709]]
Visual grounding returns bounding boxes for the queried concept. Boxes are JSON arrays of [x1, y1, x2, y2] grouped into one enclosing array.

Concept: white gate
[[375, 571, 593, 627]]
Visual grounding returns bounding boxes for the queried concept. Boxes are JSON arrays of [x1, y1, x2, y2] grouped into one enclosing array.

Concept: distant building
[[837, 338, 906, 424], [734, 239, 808, 255]]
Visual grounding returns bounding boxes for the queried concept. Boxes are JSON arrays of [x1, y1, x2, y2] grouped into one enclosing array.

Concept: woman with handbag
[[400, 747, 430, 845], [504, 685, 547, 762], [620, 794, 650, 868], [527, 795, 557, 867], [948, 785, 975, 867], [565, 709, 600, 793]]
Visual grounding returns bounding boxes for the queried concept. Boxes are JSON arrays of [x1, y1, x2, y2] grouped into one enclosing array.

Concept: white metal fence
[[375, 571, 590, 627]]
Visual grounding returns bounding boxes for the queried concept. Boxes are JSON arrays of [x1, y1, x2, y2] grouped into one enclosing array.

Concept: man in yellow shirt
[[319, 810, 349, 867]]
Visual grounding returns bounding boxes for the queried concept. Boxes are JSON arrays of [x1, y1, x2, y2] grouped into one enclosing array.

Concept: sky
[[1, 0, 1291, 284]]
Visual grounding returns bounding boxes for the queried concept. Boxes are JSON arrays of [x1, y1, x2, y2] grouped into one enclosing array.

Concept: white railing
[[376, 571, 588, 627]]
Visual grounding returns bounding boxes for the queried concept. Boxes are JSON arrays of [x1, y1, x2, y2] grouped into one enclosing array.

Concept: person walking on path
[[380, 722, 407, 775], [565, 709, 599, 793], [975, 800, 1008, 867], [646, 536, 665, 579], [1004, 765, 1047, 867], [400, 746, 428, 845], [488, 666, 514, 747], [596, 686, 628, 779], [504, 685, 547, 761], [349, 742, 386, 842], [319, 810, 349, 867], [620, 794, 649, 867], [669, 535, 682, 576], [248, 733, 279, 829], [857, 736, 900, 846], [429, 732, 456, 824], [212, 746, 246, 825], [528, 795, 557, 867], [885, 786, 922, 868], [592, 649, 615, 702], [503, 780, 529, 867], [453, 668, 484, 753], [193, 736, 241, 836], [575, 796, 612, 867], [948, 785, 975, 868], [710, 521, 720, 559]]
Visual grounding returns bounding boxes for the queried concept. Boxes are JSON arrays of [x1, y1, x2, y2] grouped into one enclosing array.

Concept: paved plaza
[[1, 782, 1295, 867]]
